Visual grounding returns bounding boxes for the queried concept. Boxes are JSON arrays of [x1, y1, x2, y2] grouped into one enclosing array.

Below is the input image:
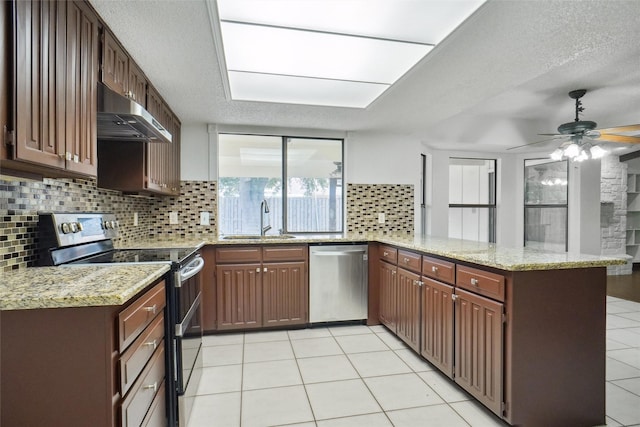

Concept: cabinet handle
[[432, 266, 438, 273], [263, 267, 267, 272], [452, 294, 458, 301], [403, 257, 410, 263], [256, 267, 260, 273], [391, 270, 396, 275], [144, 339, 157, 350], [143, 304, 157, 315], [471, 278, 479, 286], [383, 251, 389, 256], [143, 382, 158, 392]]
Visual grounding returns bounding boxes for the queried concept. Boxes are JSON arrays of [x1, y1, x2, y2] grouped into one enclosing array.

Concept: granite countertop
[[2, 233, 624, 312], [0, 264, 170, 311]]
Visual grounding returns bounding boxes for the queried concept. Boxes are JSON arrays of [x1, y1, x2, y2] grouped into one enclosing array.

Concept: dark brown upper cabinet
[[2, 0, 98, 178], [101, 29, 146, 106]]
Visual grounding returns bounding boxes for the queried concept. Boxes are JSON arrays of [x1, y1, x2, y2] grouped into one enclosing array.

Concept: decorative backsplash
[[346, 183, 414, 234], [1, 178, 416, 272], [149, 181, 218, 239], [0, 176, 154, 271]]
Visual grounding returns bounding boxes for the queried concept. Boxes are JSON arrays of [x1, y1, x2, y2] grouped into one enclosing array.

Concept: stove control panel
[[38, 212, 119, 248]]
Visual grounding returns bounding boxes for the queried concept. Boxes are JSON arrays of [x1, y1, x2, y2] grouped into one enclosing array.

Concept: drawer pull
[[256, 267, 260, 273], [143, 304, 157, 315], [404, 257, 410, 263], [143, 382, 158, 392], [383, 251, 389, 256], [432, 266, 438, 273], [144, 339, 158, 350], [471, 278, 479, 286]]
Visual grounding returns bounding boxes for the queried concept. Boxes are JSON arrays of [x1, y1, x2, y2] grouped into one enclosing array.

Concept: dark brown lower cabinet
[[378, 260, 397, 331], [396, 267, 421, 351], [420, 277, 454, 377], [454, 287, 503, 416], [216, 263, 262, 330], [263, 261, 307, 327]]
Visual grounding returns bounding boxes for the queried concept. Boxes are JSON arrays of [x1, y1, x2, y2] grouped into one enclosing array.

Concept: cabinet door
[[64, 0, 98, 176], [145, 85, 164, 192], [454, 288, 503, 415], [216, 263, 262, 330], [14, 0, 66, 169], [127, 61, 146, 107], [396, 267, 421, 351], [420, 277, 454, 377], [101, 30, 128, 96], [378, 260, 397, 332], [263, 261, 307, 327]]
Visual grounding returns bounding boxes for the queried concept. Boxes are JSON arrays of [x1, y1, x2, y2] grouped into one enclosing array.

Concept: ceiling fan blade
[[592, 133, 640, 144], [596, 124, 640, 133], [507, 136, 568, 151]]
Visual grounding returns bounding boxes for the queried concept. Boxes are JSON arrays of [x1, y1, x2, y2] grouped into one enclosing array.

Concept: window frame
[[448, 157, 497, 243], [218, 132, 345, 235], [523, 158, 569, 252]]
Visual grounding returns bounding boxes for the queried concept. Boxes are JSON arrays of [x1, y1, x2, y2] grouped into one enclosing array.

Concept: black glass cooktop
[[71, 248, 196, 264]]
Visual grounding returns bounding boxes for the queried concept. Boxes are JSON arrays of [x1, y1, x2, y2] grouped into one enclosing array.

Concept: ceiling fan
[[509, 89, 640, 161]]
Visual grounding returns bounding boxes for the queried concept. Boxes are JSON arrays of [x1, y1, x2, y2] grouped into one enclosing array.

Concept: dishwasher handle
[[312, 250, 366, 256]]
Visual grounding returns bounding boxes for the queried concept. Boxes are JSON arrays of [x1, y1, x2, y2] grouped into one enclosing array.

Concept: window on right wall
[[524, 159, 568, 252], [448, 158, 497, 243]]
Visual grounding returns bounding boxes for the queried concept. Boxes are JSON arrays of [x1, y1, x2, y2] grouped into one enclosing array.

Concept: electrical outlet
[[133, 212, 138, 226], [378, 213, 386, 224], [169, 211, 179, 225], [200, 211, 210, 226]]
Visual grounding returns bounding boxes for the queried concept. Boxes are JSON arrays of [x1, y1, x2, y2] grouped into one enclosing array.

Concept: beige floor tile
[[202, 333, 244, 347], [394, 348, 435, 372], [347, 350, 412, 377], [202, 344, 243, 367], [306, 379, 382, 420], [329, 325, 374, 336], [364, 373, 444, 411], [187, 392, 241, 427], [449, 400, 509, 426], [197, 365, 242, 395], [241, 385, 313, 427], [291, 337, 343, 358], [606, 382, 640, 425], [335, 334, 389, 353], [288, 327, 332, 340], [316, 412, 392, 427], [386, 404, 469, 427], [244, 330, 290, 343], [243, 340, 294, 363], [297, 354, 359, 384], [418, 371, 470, 403], [242, 359, 302, 390]]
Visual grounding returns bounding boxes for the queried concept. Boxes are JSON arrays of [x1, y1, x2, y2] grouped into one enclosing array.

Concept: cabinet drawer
[[456, 265, 505, 302], [121, 343, 165, 427], [398, 250, 421, 274], [141, 381, 166, 427], [120, 313, 165, 396], [263, 245, 307, 262], [215, 247, 261, 263], [422, 256, 455, 285], [119, 281, 166, 352], [380, 245, 398, 264]]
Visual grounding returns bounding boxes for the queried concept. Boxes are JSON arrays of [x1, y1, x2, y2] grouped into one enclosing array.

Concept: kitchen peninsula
[[1, 234, 624, 427]]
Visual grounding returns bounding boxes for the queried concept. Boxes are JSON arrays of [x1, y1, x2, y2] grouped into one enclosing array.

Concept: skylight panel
[[213, 0, 486, 108]]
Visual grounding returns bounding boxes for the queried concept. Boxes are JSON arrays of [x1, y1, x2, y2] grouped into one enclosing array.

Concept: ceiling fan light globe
[[550, 148, 564, 161], [575, 150, 589, 162], [563, 143, 580, 158], [590, 145, 607, 159]]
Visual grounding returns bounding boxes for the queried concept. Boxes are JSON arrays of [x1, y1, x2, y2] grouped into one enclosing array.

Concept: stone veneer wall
[[346, 183, 414, 234], [0, 176, 154, 272], [149, 181, 217, 238], [600, 156, 632, 275]]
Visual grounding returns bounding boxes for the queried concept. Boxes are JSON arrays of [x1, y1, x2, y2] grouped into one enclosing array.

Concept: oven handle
[[180, 255, 205, 282], [175, 292, 202, 337]]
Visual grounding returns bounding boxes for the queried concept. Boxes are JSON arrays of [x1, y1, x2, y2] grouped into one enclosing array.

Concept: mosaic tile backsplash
[[1, 177, 412, 272], [0, 177, 218, 272], [346, 183, 414, 234]]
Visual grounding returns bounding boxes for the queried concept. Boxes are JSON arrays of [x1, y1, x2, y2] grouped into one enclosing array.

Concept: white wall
[[180, 123, 216, 180], [345, 131, 424, 233]]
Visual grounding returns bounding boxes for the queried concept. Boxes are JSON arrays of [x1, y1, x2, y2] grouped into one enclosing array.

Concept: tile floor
[[188, 295, 640, 427]]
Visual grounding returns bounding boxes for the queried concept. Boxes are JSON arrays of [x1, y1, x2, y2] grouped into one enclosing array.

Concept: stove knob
[[75, 222, 84, 232], [103, 221, 111, 230], [70, 222, 78, 233], [114, 220, 120, 228], [61, 223, 71, 234], [110, 220, 117, 229]]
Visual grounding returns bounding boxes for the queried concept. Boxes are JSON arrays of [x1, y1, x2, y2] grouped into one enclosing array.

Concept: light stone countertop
[[2, 233, 624, 312], [0, 264, 170, 311], [126, 233, 625, 271]]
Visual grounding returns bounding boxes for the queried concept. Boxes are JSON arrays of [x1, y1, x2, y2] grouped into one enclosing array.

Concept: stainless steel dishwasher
[[309, 244, 368, 323]]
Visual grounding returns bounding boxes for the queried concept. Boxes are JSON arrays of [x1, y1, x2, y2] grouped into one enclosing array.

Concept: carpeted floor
[[607, 269, 640, 302]]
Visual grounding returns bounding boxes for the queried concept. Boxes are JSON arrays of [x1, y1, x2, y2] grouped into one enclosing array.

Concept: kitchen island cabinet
[[2, 0, 99, 178], [395, 250, 421, 351], [0, 271, 170, 427]]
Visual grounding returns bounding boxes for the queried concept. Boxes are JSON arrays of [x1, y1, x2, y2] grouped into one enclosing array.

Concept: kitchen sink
[[221, 234, 297, 240]]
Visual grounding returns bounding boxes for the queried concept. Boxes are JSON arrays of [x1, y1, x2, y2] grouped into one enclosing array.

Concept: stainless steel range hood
[[97, 82, 172, 143]]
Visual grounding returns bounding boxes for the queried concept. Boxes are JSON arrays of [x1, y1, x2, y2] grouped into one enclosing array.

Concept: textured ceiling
[[88, 0, 640, 154]]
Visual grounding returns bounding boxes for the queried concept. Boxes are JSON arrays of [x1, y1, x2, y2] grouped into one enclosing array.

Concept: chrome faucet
[[260, 199, 271, 236]]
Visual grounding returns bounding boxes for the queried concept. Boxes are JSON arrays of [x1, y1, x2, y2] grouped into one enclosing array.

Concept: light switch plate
[[169, 212, 179, 225], [200, 211, 210, 226], [378, 213, 386, 224]]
